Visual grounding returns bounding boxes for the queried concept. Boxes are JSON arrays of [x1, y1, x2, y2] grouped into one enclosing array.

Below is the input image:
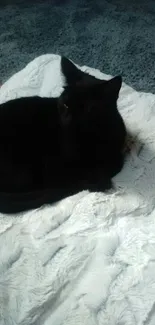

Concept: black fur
[[0, 57, 126, 213]]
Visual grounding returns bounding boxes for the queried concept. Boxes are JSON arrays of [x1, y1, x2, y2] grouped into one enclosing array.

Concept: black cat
[[0, 57, 126, 213]]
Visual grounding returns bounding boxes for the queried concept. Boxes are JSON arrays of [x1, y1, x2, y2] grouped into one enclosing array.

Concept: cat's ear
[[61, 56, 98, 86], [61, 57, 83, 85], [104, 76, 122, 99]]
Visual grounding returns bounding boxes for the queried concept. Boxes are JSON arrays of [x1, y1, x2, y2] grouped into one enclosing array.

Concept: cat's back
[[0, 96, 58, 136], [0, 96, 56, 119]]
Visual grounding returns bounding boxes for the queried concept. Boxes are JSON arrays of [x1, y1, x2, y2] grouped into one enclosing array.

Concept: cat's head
[[59, 57, 126, 160]]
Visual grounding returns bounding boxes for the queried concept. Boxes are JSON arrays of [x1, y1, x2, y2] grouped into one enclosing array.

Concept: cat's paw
[[88, 178, 112, 193]]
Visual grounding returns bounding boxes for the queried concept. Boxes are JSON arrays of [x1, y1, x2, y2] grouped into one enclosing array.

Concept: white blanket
[[0, 54, 155, 325]]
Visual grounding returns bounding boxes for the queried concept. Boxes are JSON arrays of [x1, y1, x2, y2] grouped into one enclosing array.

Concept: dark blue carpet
[[0, 0, 155, 92]]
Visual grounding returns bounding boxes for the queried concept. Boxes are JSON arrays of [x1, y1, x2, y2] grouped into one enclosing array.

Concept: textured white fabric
[[0, 54, 155, 325]]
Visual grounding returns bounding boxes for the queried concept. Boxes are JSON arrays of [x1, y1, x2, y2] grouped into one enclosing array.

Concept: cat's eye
[[63, 103, 69, 116], [87, 104, 95, 113], [64, 103, 68, 109], [84, 103, 92, 113]]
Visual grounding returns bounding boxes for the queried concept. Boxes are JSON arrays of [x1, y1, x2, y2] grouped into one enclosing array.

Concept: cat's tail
[[0, 177, 112, 214], [0, 187, 78, 214]]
